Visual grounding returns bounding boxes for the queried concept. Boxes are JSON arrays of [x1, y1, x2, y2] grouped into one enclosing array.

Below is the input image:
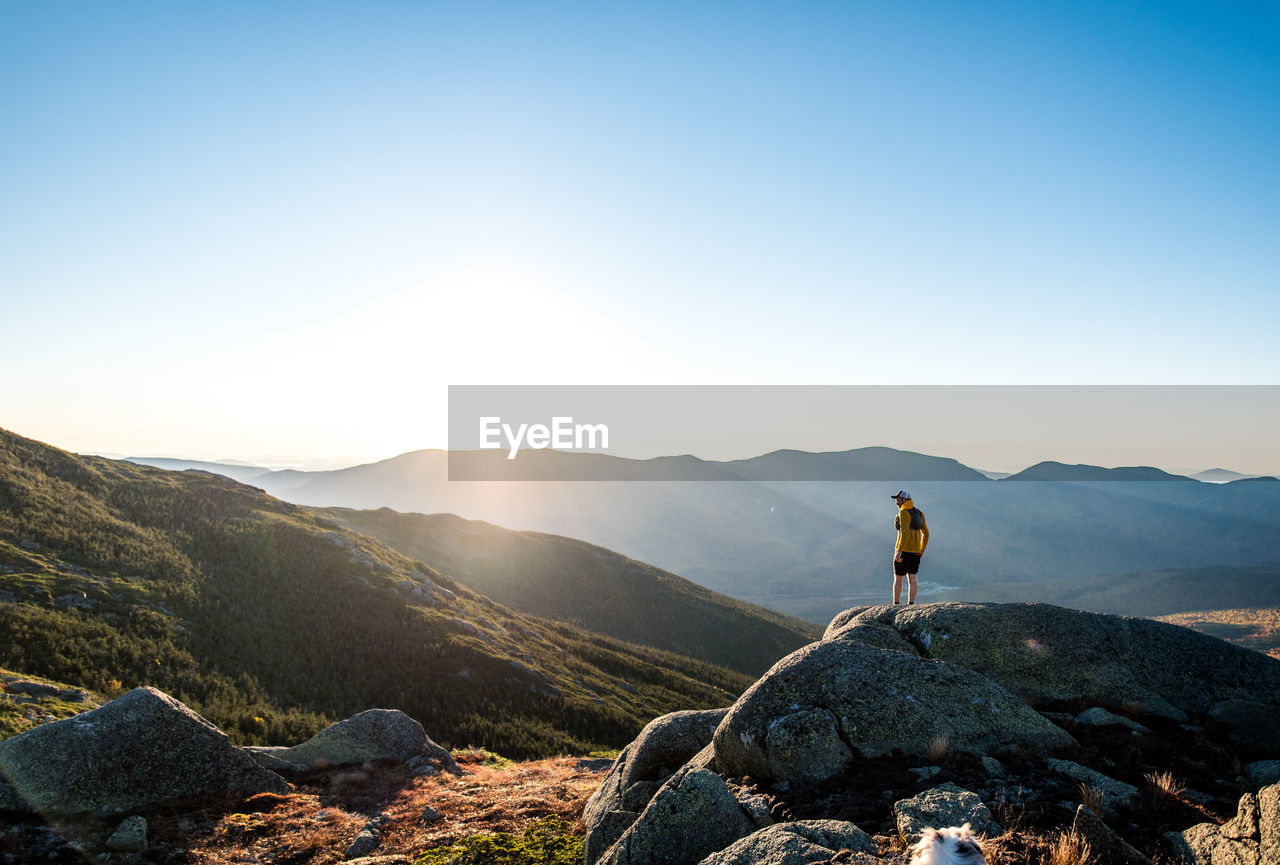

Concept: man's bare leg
[[893, 572, 903, 604], [907, 574, 918, 604]]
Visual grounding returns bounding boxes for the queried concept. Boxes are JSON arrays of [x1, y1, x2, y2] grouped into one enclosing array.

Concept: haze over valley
[[128, 446, 1280, 623]]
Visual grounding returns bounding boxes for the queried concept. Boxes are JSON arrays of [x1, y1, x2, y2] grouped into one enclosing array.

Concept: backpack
[[895, 507, 925, 531]]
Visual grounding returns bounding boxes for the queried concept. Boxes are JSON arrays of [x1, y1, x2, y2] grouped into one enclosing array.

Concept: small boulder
[[0, 687, 287, 814], [344, 813, 392, 860], [263, 709, 460, 774], [1072, 806, 1150, 865], [981, 756, 1007, 778], [598, 766, 756, 865], [407, 755, 440, 776], [105, 816, 148, 853], [892, 783, 1000, 845], [1046, 759, 1139, 818], [735, 790, 776, 829], [697, 820, 877, 865], [1075, 708, 1149, 734], [5, 681, 60, 698]]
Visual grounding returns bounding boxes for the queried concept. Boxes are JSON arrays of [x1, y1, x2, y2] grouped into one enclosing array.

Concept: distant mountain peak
[[1002, 461, 1195, 482]]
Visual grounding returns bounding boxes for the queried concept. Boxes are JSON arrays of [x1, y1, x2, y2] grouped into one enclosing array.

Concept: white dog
[[908, 824, 990, 865]]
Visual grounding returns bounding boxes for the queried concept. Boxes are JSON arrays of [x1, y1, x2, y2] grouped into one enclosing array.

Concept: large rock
[[583, 707, 728, 858], [832, 604, 1280, 720], [1208, 701, 1280, 755], [892, 783, 1000, 845], [0, 687, 288, 815], [255, 709, 460, 773], [1165, 782, 1279, 864], [696, 820, 877, 865], [713, 639, 1074, 784], [598, 766, 755, 865]]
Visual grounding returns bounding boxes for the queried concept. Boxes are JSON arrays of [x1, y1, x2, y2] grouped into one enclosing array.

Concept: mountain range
[[131, 448, 1280, 622]]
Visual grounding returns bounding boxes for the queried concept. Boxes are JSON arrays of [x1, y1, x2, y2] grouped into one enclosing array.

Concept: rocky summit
[[586, 602, 1280, 865]]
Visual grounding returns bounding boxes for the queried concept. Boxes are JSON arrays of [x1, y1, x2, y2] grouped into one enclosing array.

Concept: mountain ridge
[[0, 427, 760, 757], [318, 506, 820, 676]]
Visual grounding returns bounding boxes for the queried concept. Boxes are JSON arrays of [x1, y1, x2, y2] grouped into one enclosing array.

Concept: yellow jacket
[[895, 499, 930, 553]]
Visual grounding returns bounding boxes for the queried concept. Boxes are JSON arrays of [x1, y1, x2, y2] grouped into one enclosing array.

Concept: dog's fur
[[908, 824, 989, 865]]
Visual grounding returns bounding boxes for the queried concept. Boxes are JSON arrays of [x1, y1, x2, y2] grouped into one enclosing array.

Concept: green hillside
[[320, 507, 820, 676], [0, 428, 751, 757]]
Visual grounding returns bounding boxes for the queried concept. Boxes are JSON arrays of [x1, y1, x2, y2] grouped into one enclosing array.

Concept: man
[[891, 490, 929, 604]]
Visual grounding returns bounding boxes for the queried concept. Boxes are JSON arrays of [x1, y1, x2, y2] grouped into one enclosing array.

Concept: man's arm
[[920, 512, 929, 554]]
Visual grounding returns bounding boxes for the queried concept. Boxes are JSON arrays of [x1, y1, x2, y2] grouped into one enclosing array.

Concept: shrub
[[451, 746, 515, 770], [413, 817, 582, 865]]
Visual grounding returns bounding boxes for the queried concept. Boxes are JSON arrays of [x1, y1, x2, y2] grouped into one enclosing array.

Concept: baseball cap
[[891, 490, 910, 500]]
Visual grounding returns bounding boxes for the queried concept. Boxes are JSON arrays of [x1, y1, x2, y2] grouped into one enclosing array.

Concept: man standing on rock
[[891, 490, 929, 604]]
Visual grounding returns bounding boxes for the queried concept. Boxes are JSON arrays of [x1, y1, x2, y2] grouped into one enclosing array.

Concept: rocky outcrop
[[892, 783, 1000, 844], [713, 638, 1073, 784], [832, 604, 1280, 721], [583, 708, 727, 864], [584, 602, 1280, 865], [246, 709, 460, 774], [1165, 782, 1279, 864], [0, 687, 288, 815], [697, 820, 877, 865], [598, 766, 756, 865]]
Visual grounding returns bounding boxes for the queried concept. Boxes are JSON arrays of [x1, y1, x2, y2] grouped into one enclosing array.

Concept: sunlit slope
[[0, 427, 750, 757], [319, 507, 821, 677]]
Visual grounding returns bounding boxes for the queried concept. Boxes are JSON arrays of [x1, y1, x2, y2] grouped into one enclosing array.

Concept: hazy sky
[[3, 2, 1277, 470]]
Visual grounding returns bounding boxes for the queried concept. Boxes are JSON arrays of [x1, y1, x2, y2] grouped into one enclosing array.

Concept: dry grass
[[162, 757, 604, 865], [1077, 783, 1105, 818], [1038, 830, 1091, 865], [1145, 770, 1185, 801], [926, 735, 950, 765]]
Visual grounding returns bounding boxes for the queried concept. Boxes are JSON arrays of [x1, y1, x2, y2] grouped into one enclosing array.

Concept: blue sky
[[2, 2, 1277, 466]]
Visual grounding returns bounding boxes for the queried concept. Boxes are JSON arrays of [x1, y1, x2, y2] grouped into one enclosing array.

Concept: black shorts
[[893, 552, 922, 576]]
